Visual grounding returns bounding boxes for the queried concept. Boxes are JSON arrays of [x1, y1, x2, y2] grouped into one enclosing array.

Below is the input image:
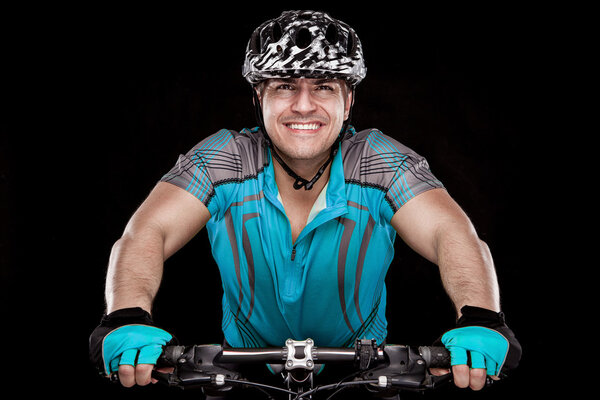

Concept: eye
[[276, 83, 295, 91], [315, 84, 335, 91]]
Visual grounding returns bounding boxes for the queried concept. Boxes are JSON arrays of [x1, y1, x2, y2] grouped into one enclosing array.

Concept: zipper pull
[[291, 246, 297, 261]]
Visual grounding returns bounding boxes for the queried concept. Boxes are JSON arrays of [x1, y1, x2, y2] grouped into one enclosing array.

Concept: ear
[[253, 85, 263, 107], [344, 88, 354, 121]]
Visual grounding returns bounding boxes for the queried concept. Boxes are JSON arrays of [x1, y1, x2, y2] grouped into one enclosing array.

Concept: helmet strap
[[251, 86, 354, 191]]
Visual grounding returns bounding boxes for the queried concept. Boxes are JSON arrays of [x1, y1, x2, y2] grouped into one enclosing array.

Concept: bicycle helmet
[[243, 10, 367, 86]]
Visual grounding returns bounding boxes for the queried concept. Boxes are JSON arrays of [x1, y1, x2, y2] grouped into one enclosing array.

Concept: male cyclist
[[90, 10, 521, 395]]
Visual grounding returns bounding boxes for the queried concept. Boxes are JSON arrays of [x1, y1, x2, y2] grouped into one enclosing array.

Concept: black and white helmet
[[242, 10, 367, 86]]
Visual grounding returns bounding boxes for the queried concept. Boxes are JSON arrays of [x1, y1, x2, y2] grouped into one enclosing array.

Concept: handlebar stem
[[285, 338, 315, 371]]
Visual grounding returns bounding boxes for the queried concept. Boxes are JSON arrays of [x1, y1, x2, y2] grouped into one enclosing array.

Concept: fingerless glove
[[89, 307, 175, 376], [439, 306, 521, 378]]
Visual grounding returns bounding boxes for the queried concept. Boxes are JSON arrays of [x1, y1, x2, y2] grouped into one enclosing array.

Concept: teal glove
[[442, 326, 509, 376], [89, 307, 175, 376], [440, 306, 521, 378]]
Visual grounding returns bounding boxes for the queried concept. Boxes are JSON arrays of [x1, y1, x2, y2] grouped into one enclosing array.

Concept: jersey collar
[[263, 144, 348, 235]]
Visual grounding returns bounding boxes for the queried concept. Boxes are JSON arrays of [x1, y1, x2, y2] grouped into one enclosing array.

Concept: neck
[[272, 149, 331, 197], [274, 145, 331, 178]]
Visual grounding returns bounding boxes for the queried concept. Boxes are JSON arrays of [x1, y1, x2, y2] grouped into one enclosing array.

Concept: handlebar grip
[[418, 346, 450, 369]]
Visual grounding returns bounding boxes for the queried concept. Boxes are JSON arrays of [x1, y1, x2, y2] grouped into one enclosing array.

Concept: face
[[257, 77, 352, 164]]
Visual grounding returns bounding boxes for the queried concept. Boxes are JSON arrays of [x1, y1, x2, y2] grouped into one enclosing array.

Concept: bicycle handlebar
[[151, 338, 452, 398]]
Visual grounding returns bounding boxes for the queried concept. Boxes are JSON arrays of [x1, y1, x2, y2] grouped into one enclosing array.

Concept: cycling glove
[[89, 307, 175, 376], [439, 306, 521, 378]]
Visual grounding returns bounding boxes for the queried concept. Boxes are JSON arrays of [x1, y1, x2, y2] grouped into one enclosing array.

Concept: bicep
[[124, 181, 212, 259], [390, 188, 477, 264]]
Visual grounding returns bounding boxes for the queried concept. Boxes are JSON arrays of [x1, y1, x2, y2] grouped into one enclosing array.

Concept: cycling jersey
[[161, 126, 443, 348]]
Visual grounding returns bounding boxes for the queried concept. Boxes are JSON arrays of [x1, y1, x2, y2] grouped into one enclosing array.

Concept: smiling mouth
[[285, 123, 323, 131]]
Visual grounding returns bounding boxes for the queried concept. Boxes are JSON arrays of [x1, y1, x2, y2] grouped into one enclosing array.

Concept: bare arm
[[391, 188, 500, 315], [105, 181, 212, 314]]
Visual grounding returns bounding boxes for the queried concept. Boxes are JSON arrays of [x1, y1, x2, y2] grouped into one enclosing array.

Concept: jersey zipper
[[291, 245, 297, 261]]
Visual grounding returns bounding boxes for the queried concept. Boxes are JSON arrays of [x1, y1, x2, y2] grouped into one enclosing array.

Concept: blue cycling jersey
[[161, 127, 443, 348]]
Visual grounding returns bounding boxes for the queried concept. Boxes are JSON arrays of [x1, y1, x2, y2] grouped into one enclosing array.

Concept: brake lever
[[154, 344, 243, 390], [361, 345, 454, 391], [151, 370, 182, 386], [421, 370, 453, 389], [421, 369, 497, 389]]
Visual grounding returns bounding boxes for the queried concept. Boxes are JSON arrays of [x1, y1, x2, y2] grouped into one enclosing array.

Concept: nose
[[290, 83, 317, 115]]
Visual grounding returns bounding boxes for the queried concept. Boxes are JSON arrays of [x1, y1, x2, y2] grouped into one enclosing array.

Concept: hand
[[89, 307, 175, 387], [434, 306, 522, 390]]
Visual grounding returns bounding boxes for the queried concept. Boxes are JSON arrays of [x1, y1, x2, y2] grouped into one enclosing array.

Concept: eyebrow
[[268, 78, 338, 85], [268, 78, 295, 84], [313, 78, 338, 85]]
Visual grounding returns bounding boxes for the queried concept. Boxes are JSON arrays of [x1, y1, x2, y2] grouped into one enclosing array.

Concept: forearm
[[105, 225, 165, 314], [436, 227, 500, 317]]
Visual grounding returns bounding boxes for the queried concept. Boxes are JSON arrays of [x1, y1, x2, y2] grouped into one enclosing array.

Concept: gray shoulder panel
[[341, 129, 444, 212], [160, 128, 267, 205]]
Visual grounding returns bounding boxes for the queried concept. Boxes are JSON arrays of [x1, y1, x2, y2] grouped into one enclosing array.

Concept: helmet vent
[[296, 27, 312, 49], [250, 32, 261, 54], [346, 32, 356, 56], [272, 22, 282, 42], [325, 23, 338, 44]]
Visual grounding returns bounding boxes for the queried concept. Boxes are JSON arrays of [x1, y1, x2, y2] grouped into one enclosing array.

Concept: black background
[[2, 2, 580, 399]]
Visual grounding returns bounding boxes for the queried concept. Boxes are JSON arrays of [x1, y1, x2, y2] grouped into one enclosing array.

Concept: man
[[90, 10, 520, 395]]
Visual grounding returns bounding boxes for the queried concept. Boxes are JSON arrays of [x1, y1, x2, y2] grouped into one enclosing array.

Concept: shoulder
[[161, 127, 268, 215], [341, 127, 444, 213], [341, 128, 431, 184], [161, 127, 267, 193], [188, 127, 264, 156], [342, 128, 415, 154], [184, 127, 267, 177]]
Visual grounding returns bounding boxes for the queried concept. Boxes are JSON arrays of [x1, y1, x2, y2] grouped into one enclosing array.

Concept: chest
[[280, 197, 318, 243], [207, 193, 396, 302], [276, 179, 330, 243]]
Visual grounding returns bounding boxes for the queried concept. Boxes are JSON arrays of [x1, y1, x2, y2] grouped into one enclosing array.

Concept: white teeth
[[287, 123, 320, 130]]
